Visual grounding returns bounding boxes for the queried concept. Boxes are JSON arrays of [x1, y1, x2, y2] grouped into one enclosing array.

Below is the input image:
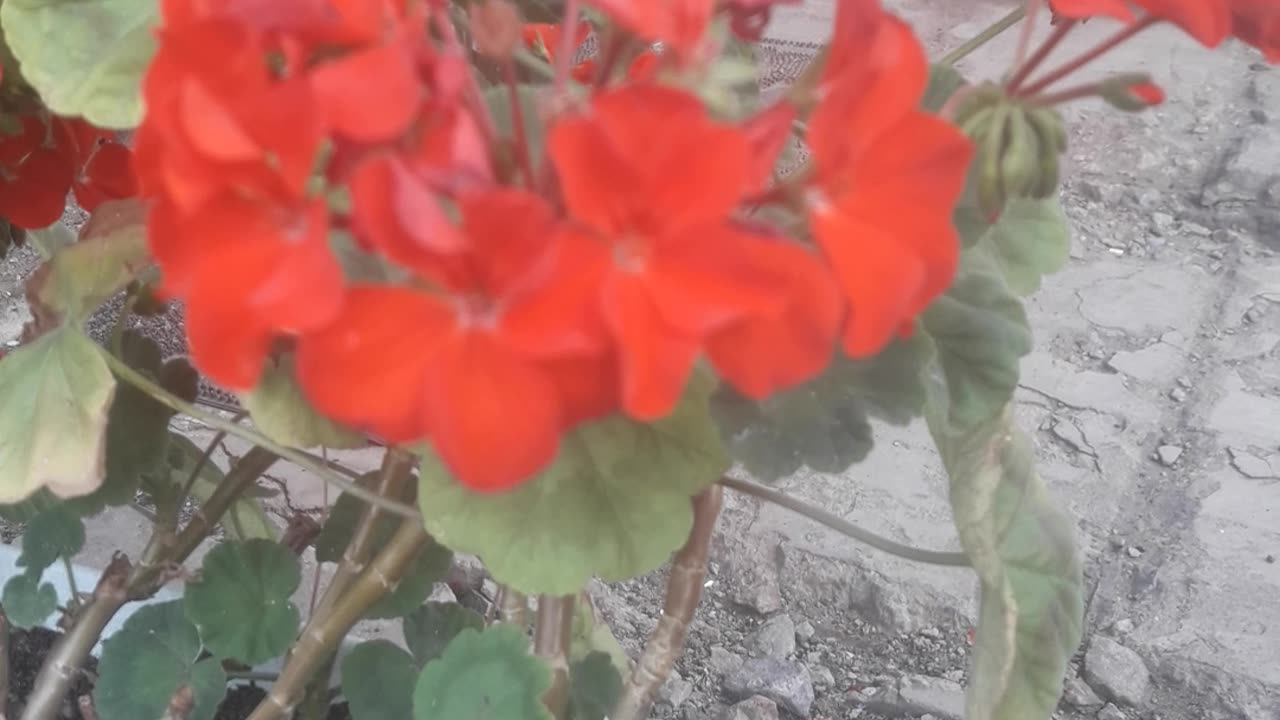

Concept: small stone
[[794, 620, 816, 644], [943, 669, 964, 683], [659, 671, 694, 708], [1083, 637, 1151, 707], [426, 582, 457, 604], [1097, 703, 1127, 720], [1228, 447, 1279, 479], [1112, 618, 1135, 635], [1167, 387, 1188, 403], [724, 658, 815, 717], [810, 665, 835, 689], [1064, 675, 1104, 709], [709, 646, 744, 676], [719, 696, 779, 720], [1151, 212, 1175, 233], [1156, 445, 1183, 466], [1126, 546, 1143, 559], [749, 614, 797, 658], [889, 674, 965, 720]]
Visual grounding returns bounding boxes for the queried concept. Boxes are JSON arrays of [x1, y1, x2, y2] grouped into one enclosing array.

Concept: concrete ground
[[1, 1, 1277, 719]]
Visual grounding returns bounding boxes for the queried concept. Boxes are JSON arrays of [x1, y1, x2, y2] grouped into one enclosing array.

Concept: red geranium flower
[[296, 190, 607, 491], [805, 1, 973, 357], [586, 0, 714, 58], [1050, 0, 1232, 48], [1232, 0, 1280, 61]]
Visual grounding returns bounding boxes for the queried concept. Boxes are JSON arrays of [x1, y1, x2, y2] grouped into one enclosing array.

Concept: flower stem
[[1026, 81, 1104, 106], [1018, 15, 1158, 97], [502, 59, 538, 186], [553, 0, 580, 93], [97, 346, 420, 520], [1012, 0, 1045, 69], [939, 5, 1028, 67], [719, 476, 971, 566], [533, 595, 575, 720], [612, 486, 722, 720], [1006, 18, 1077, 93], [247, 520, 432, 720]]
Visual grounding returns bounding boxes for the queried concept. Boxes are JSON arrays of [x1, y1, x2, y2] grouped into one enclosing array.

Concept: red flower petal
[[601, 272, 702, 420], [349, 154, 466, 279], [310, 40, 421, 142], [75, 142, 138, 212], [0, 148, 74, 229]]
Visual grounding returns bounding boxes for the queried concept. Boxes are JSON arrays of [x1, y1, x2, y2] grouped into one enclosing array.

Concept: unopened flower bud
[[1098, 73, 1165, 112], [955, 85, 1068, 218], [470, 0, 521, 60]]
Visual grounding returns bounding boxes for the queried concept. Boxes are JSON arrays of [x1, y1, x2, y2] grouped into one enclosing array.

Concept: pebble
[[1098, 703, 1128, 720], [719, 696, 780, 720], [1168, 387, 1188, 403], [1113, 618, 1135, 635], [1126, 546, 1143, 559], [709, 646, 744, 676], [749, 614, 797, 658], [659, 670, 694, 708], [1063, 675, 1105, 709], [794, 619, 816, 644], [1084, 637, 1152, 707], [1155, 445, 1183, 466], [809, 664, 835, 689], [724, 658, 815, 717]]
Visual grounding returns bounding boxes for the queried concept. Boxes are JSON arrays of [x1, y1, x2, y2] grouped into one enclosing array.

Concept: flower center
[[455, 293, 500, 331]]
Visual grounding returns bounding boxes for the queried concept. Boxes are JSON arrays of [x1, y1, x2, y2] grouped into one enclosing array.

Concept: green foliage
[[241, 356, 363, 450], [710, 335, 931, 481], [0, 328, 115, 503], [569, 598, 629, 678], [413, 624, 553, 720], [17, 505, 84, 572], [342, 640, 419, 720], [418, 375, 728, 595], [159, 434, 277, 541], [568, 652, 624, 720], [403, 601, 486, 665], [1, 572, 57, 629], [95, 600, 226, 720], [365, 538, 453, 619], [977, 198, 1072, 296], [0, 0, 157, 128], [183, 539, 301, 665], [922, 64, 967, 114]]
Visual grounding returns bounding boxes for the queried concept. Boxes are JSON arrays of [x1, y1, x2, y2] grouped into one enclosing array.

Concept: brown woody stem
[[247, 520, 432, 720], [21, 448, 277, 720], [533, 596, 575, 719], [612, 486, 723, 720]]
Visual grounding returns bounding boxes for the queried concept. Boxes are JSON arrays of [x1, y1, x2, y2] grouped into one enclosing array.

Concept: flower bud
[[955, 85, 1068, 218], [1098, 73, 1165, 112], [470, 0, 522, 60]]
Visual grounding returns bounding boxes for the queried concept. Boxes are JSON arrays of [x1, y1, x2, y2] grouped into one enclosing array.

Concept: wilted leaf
[[183, 539, 301, 665], [922, 64, 967, 114], [342, 640, 418, 720], [418, 376, 728, 595], [25, 220, 73, 259], [95, 600, 226, 720], [413, 624, 553, 720], [0, 328, 115, 503], [240, 355, 363, 450], [978, 198, 1071, 296], [162, 434, 277, 541], [1, 572, 57, 629], [925, 404, 1083, 720], [569, 652, 623, 720], [0, 0, 157, 128], [711, 335, 931, 482], [403, 601, 485, 666], [17, 505, 84, 573], [26, 199, 151, 327], [922, 248, 1032, 431]]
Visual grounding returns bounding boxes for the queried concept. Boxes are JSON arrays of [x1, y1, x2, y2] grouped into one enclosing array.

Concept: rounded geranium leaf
[[977, 198, 1071, 296], [0, 0, 157, 128], [183, 539, 301, 665], [240, 355, 364, 450], [364, 539, 453, 620], [417, 374, 728, 595], [569, 652, 624, 720], [412, 624, 552, 720], [17, 505, 85, 573], [94, 600, 226, 720], [342, 640, 418, 720], [1, 572, 57, 629], [403, 601, 485, 666]]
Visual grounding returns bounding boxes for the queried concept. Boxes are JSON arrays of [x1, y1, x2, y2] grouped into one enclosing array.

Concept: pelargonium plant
[[0, 0, 1273, 719]]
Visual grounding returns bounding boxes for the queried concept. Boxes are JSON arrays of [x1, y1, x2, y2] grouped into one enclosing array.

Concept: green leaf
[[25, 220, 74, 259], [921, 248, 1032, 431], [183, 539, 301, 665], [1, 572, 57, 629], [365, 539, 453, 620], [403, 601, 485, 666], [155, 433, 277, 542], [342, 640, 419, 720], [314, 474, 382, 563], [0, 0, 157, 128], [978, 198, 1071, 296], [413, 624, 553, 720], [418, 376, 729, 595], [0, 328, 115, 503], [925, 405, 1083, 720], [240, 356, 363, 450], [25, 199, 151, 328], [568, 652, 623, 720], [569, 598, 628, 678], [922, 64, 967, 114], [711, 335, 931, 482], [95, 600, 226, 720], [17, 505, 85, 573]]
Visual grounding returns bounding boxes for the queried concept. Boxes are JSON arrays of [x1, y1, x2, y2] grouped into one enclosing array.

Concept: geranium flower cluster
[[135, 0, 974, 492], [0, 114, 135, 229], [1049, 0, 1278, 60]]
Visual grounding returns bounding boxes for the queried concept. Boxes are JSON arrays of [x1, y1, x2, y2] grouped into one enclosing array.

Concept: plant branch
[[533, 596, 575, 720], [1012, 0, 1044, 69], [719, 476, 971, 566], [939, 5, 1027, 66], [98, 347, 421, 520], [247, 520, 432, 720], [553, 0, 580, 92], [613, 486, 722, 720]]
